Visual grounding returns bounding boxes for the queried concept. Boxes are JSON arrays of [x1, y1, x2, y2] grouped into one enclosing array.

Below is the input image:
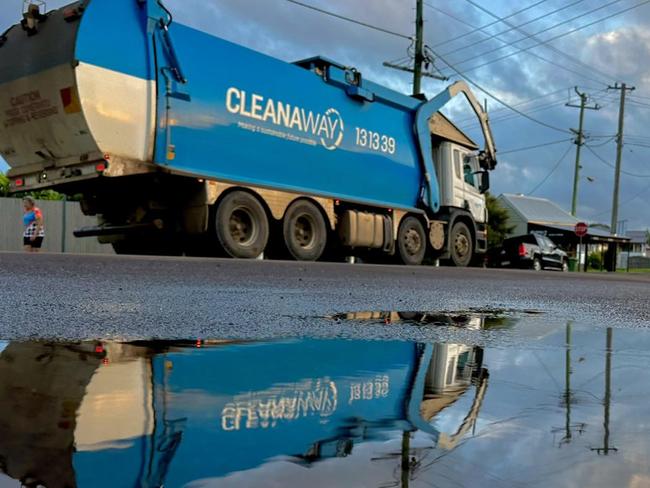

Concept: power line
[[584, 144, 650, 177], [459, 96, 570, 130], [590, 182, 650, 218], [588, 136, 617, 147], [284, 0, 571, 133], [453, 0, 613, 85], [528, 144, 574, 195], [454, 86, 568, 125], [499, 138, 573, 155], [430, 0, 551, 49], [284, 0, 411, 40], [446, 0, 650, 77], [425, 3, 610, 88], [447, 0, 625, 69]]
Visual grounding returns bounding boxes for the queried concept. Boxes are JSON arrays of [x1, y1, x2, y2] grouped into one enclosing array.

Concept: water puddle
[[0, 324, 649, 487], [329, 308, 541, 329]]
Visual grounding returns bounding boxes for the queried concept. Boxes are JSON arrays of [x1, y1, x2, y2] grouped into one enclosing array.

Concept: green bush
[[588, 252, 603, 270]]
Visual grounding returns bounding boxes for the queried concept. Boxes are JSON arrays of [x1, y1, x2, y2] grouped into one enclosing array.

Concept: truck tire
[[215, 191, 269, 259], [532, 257, 542, 271], [283, 200, 327, 261], [449, 221, 473, 267], [397, 216, 426, 266]]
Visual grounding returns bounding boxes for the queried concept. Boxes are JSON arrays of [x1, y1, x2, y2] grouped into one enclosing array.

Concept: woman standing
[[22, 196, 45, 252]]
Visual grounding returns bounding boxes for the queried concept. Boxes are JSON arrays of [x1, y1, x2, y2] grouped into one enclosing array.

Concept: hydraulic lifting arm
[[415, 81, 498, 212]]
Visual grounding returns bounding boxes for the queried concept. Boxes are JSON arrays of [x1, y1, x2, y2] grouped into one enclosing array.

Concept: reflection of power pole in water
[[592, 328, 617, 455], [143, 354, 187, 487], [401, 431, 411, 488], [552, 323, 585, 445]]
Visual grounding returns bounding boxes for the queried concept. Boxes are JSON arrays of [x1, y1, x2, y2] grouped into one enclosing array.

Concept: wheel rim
[[454, 233, 470, 260], [294, 214, 316, 250], [229, 207, 257, 246], [534, 260, 541, 271], [403, 227, 422, 256]]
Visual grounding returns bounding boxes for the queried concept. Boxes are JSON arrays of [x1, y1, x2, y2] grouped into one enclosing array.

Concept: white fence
[[0, 197, 114, 254]]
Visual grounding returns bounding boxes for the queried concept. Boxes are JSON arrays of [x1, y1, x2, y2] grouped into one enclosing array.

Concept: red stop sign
[[575, 222, 588, 237]]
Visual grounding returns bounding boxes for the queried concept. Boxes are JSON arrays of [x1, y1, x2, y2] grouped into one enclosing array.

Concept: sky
[[1, 0, 650, 231]]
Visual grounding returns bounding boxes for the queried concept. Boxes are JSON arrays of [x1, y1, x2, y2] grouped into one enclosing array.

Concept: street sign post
[[575, 222, 588, 272], [575, 222, 588, 237]]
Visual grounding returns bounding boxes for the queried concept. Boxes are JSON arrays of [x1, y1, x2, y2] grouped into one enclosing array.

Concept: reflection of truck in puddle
[[0, 339, 488, 487], [333, 310, 517, 329]]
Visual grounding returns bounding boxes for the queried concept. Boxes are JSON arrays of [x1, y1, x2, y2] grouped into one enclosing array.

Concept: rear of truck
[[0, 0, 157, 193]]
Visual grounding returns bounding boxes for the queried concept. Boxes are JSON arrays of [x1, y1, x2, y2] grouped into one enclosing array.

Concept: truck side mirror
[[478, 170, 490, 194]]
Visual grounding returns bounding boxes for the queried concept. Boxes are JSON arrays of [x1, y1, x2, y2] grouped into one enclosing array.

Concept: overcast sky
[[1, 0, 650, 230]]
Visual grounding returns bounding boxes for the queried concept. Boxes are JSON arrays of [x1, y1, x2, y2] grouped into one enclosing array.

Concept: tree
[[486, 193, 515, 249], [0, 172, 9, 197], [646, 229, 650, 247]]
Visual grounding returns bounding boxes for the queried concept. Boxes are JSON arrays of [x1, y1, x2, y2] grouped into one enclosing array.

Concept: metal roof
[[499, 194, 580, 226], [499, 194, 629, 242], [625, 230, 649, 244]]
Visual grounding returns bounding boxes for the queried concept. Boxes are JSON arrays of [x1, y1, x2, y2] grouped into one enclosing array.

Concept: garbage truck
[[0, 0, 497, 266]]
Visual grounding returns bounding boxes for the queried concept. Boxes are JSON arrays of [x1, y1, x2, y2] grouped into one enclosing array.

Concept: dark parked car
[[489, 233, 569, 271]]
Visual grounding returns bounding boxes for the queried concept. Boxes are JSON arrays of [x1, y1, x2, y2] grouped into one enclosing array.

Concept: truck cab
[[430, 114, 490, 265]]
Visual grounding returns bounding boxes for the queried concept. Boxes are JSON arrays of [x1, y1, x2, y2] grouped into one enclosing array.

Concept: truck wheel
[[397, 216, 426, 266], [283, 200, 327, 261], [532, 257, 542, 271], [215, 191, 269, 259], [449, 222, 473, 267]]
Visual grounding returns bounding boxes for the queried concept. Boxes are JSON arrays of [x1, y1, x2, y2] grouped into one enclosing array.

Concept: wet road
[[0, 252, 648, 340], [1, 252, 649, 487]]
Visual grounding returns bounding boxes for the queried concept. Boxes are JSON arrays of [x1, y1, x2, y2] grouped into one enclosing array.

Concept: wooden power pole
[[383, 0, 446, 96], [566, 88, 600, 216], [608, 83, 635, 234]]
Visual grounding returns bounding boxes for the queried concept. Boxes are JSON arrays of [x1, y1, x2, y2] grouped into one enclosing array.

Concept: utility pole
[[552, 322, 586, 446], [608, 83, 635, 234], [383, 0, 447, 95], [591, 328, 617, 455], [566, 87, 600, 216], [413, 0, 424, 96]]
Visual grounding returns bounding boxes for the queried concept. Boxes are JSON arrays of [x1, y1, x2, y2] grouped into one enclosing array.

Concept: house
[[497, 193, 629, 271], [625, 230, 649, 257]]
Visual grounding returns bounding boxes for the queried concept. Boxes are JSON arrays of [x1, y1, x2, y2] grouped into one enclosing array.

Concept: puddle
[[0, 325, 649, 487], [329, 308, 541, 329]]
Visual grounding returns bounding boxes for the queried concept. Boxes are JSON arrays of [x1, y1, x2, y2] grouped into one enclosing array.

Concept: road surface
[[0, 252, 648, 340]]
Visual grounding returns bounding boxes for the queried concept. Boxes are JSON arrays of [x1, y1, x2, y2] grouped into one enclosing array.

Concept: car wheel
[[532, 257, 542, 271], [449, 221, 473, 267], [397, 216, 426, 266], [283, 200, 328, 261], [562, 260, 569, 272], [215, 191, 269, 259]]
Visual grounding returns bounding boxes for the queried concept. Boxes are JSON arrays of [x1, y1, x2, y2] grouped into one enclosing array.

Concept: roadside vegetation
[[486, 193, 515, 249], [0, 170, 68, 201]]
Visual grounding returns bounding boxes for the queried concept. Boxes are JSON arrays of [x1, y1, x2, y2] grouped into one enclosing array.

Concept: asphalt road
[[0, 252, 648, 341]]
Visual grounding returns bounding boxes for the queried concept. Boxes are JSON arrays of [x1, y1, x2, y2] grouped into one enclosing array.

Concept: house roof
[[498, 193, 580, 226], [429, 113, 479, 150], [626, 230, 648, 244], [498, 193, 629, 241]]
